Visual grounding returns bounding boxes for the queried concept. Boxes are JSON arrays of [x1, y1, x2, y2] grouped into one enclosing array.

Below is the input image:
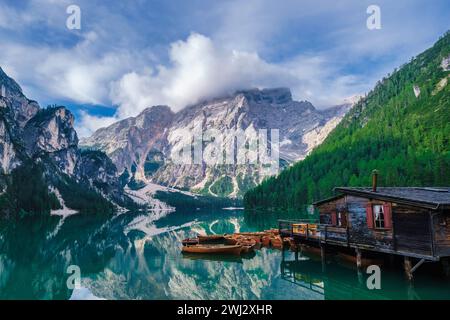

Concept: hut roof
[[334, 187, 450, 210]]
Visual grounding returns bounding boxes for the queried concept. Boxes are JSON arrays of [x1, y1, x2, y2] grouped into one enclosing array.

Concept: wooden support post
[[404, 256, 413, 281], [357, 268, 364, 286], [355, 248, 363, 285], [355, 248, 362, 269], [320, 245, 326, 272], [407, 282, 418, 300], [320, 245, 325, 260]]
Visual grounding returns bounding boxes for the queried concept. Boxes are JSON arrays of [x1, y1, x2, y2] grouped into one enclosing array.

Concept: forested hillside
[[244, 31, 450, 212]]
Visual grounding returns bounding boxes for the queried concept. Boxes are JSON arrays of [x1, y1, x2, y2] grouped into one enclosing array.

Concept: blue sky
[[0, 0, 449, 136]]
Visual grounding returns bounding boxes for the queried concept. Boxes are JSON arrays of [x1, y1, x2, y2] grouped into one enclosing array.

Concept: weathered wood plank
[[393, 205, 432, 255]]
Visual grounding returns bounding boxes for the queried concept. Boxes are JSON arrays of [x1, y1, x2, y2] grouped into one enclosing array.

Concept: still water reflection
[[0, 209, 449, 299]]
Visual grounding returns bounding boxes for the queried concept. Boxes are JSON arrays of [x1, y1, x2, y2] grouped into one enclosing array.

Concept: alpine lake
[[0, 207, 449, 300]]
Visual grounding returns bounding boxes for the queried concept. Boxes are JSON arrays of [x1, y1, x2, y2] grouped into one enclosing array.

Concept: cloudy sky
[[0, 0, 449, 137]]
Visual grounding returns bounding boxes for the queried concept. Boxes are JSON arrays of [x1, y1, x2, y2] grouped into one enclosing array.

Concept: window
[[319, 214, 329, 225], [337, 212, 347, 227], [324, 211, 347, 227], [373, 204, 385, 229], [366, 202, 392, 230]]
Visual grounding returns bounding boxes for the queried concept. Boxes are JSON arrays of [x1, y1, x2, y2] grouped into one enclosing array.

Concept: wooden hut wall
[[433, 209, 450, 256], [392, 204, 432, 256]]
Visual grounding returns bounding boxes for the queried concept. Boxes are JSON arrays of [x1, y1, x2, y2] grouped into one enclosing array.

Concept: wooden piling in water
[[404, 256, 413, 281], [320, 245, 326, 272], [355, 248, 362, 269]]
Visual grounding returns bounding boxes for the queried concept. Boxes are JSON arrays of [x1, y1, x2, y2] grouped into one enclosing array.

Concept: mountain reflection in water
[[0, 209, 449, 300]]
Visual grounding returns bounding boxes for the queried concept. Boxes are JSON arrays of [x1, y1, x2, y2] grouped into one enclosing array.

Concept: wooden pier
[[278, 176, 450, 280], [279, 219, 438, 260], [278, 218, 444, 280]]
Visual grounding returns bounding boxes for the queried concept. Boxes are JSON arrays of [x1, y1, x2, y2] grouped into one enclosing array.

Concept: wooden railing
[[278, 220, 350, 245]]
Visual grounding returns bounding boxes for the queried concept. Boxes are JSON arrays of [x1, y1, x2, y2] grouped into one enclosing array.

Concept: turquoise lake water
[[0, 209, 449, 300]]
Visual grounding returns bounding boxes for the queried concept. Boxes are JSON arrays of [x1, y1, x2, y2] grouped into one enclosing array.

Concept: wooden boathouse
[[278, 171, 450, 279]]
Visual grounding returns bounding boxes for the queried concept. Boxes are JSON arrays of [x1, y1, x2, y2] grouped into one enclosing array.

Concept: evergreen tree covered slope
[[244, 32, 450, 212]]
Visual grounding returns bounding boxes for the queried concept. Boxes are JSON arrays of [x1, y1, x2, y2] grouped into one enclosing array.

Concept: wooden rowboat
[[182, 244, 243, 255], [224, 237, 239, 245], [198, 235, 225, 243], [270, 236, 283, 249], [181, 252, 243, 263], [240, 243, 257, 254], [234, 232, 266, 236], [236, 238, 257, 254], [182, 238, 199, 246], [237, 238, 257, 246], [261, 236, 271, 247]]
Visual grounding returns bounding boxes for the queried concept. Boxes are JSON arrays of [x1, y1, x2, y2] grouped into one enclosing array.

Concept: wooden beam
[[404, 256, 413, 281], [355, 248, 362, 269], [410, 258, 426, 273], [429, 212, 436, 257], [346, 226, 350, 247], [320, 244, 326, 272], [320, 245, 325, 260]]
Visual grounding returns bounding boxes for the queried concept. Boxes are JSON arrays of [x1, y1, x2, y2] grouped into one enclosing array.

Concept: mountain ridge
[[81, 88, 352, 198], [0, 68, 136, 218]]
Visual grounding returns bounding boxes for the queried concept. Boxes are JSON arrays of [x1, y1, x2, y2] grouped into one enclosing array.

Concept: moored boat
[[182, 238, 199, 246], [240, 245, 253, 254], [182, 244, 243, 255], [198, 235, 226, 243], [236, 238, 257, 254], [224, 237, 239, 245], [261, 235, 271, 247], [181, 252, 243, 263], [270, 235, 283, 249]]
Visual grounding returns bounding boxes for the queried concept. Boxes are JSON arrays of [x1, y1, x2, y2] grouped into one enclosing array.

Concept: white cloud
[[0, 31, 378, 137], [75, 111, 118, 139], [2, 0, 447, 138], [0, 33, 146, 105], [73, 32, 372, 137], [109, 33, 367, 118]]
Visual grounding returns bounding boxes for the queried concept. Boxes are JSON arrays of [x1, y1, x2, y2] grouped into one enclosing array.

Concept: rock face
[[413, 85, 421, 98], [23, 106, 79, 175], [81, 88, 352, 197], [0, 117, 20, 173], [74, 150, 124, 202], [442, 55, 450, 71], [82, 105, 174, 182], [0, 67, 128, 214], [0, 67, 40, 174], [0, 67, 39, 129]]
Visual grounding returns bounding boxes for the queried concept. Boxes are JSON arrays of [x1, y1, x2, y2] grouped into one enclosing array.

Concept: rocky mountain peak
[[136, 105, 174, 126], [0, 67, 39, 128], [82, 87, 352, 198], [22, 106, 79, 175], [236, 87, 293, 105], [0, 67, 134, 215], [24, 106, 78, 155], [140, 104, 172, 115], [0, 67, 23, 97]]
